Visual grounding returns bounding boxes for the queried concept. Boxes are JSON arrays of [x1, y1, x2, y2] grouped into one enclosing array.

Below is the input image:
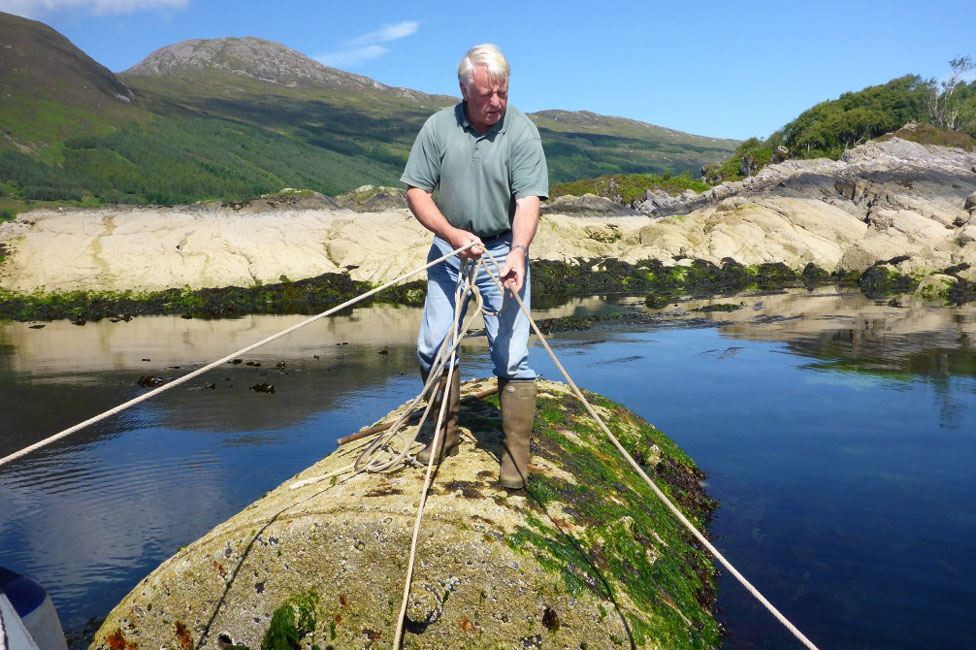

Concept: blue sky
[[4, 0, 975, 140]]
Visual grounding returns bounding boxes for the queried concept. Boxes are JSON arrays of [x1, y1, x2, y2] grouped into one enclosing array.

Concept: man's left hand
[[499, 247, 526, 295]]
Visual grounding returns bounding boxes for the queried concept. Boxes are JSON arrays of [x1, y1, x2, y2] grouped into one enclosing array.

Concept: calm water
[[1, 289, 974, 649]]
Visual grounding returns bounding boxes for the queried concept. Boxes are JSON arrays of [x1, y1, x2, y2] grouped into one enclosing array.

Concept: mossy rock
[[91, 379, 718, 650], [916, 273, 957, 302], [858, 263, 920, 298], [334, 185, 407, 212]]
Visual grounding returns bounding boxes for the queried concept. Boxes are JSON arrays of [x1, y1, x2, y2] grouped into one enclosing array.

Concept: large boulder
[[90, 379, 718, 650], [965, 191, 976, 213]]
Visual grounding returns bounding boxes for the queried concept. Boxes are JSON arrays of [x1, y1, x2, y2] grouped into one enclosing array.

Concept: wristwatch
[[511, 244, 528, 254]]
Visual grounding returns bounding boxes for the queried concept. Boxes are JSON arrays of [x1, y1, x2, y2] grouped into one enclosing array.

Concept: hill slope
[[0, 12, 145, 159], [0, 16, 738, 208]]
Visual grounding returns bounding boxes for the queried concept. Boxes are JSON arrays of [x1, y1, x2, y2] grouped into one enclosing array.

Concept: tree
[[929, 56, 976, 130]]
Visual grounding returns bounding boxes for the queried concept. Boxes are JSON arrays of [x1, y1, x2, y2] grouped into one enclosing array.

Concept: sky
[[3, 0, 975, 141]]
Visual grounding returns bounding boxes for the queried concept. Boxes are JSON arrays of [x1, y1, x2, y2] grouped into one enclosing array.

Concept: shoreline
[[1, 256, 972, 323], [2, 138, 975, 317]]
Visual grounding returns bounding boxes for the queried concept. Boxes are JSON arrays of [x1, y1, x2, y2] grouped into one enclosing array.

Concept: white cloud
[[0, 0, 187, 16], [343, 20, 418, 47], [315, 45, 388, 68], [313, 19, 417, 70]]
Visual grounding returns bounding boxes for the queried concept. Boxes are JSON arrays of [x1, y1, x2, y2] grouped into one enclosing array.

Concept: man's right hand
[[446, 228, 484, 260]]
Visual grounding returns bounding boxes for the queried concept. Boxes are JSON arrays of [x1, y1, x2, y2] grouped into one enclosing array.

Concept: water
[[1, 290, 974, 649]]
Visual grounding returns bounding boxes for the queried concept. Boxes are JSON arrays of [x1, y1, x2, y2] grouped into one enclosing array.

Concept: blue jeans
[[417, 234, 536, 381]]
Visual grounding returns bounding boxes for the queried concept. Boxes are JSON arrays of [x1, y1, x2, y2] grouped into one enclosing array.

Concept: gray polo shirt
[[401, 103, 549, 238]]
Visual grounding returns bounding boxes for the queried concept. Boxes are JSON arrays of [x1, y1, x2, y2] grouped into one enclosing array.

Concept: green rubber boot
[[498, 378, 537, 489], [416, 370, 461, 464]]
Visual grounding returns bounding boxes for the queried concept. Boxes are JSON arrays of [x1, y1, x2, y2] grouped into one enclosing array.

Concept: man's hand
[[499, 246, 526, 295], [446, 228, 484, 260]]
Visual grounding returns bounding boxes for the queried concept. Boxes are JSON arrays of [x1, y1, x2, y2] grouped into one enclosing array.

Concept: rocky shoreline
[[1, 253, 973, 323], [1, 138, 975, 321]]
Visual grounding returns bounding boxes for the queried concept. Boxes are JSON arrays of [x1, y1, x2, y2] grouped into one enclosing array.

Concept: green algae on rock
[[90, 379, 719, 650]]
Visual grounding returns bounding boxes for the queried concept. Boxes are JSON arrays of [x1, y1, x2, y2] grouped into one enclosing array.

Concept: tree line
[[707, 58, 976, 183]]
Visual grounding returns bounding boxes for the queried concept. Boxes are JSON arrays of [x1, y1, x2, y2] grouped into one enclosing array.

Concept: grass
[[1, 18, 740, 208]]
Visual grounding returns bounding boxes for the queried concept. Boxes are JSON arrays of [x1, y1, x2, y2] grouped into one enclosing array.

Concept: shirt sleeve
[[400, 117, 441, 191], [510, 130, 549, 201]]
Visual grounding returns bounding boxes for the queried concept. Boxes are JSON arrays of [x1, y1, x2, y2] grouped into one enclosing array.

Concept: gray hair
[[457, 44, 510, 90]]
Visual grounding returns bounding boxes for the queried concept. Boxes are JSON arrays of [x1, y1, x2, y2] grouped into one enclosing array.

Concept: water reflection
[[667, 288, 976, 380], [659, 290, 976, 432], [0, 288, 974, 649]]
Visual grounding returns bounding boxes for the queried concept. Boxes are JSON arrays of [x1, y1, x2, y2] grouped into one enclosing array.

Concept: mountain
[[117, 37, 458, 193], [0, 15, 739, 210]]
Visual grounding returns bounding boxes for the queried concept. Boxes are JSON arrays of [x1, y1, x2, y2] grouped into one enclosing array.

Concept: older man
[[400, 44, 548, 489]]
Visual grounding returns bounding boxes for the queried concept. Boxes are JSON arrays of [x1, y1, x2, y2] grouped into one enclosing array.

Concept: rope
[[390, 313, 463, 650], [476, 250, 823, 650], [351, 260, 483, 649], [0, 242, 476, 470]]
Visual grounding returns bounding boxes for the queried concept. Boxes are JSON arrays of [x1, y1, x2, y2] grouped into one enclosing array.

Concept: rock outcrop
[[334, 185, 408, 212], [633, 138, 976, 220], [215, 189, 340, 213], [541, 193, 641, 217], [90, 379, 718, 650], [623, 138, 976, 280]]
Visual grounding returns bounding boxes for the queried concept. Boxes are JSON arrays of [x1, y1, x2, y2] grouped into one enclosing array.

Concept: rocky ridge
[[624, 138, 976, 281], [632, 137, 976, 220], [125, 37, 385, 91]]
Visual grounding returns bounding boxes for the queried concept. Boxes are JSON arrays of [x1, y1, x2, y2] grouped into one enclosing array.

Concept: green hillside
[[532, 110, 738, 182], [0, 13, 738, 211], [0, 12, 150, 160]]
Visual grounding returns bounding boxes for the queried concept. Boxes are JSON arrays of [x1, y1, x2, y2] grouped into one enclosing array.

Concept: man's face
[[460, 65, 508, 133]]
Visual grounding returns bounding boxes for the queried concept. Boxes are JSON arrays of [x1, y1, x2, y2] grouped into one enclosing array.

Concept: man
[[400, 44, 548, 489]]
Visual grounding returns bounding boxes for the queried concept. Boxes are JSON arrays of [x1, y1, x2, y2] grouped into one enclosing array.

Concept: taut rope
[[474, 250, 824, 650], [0, 242, 476, 470]]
